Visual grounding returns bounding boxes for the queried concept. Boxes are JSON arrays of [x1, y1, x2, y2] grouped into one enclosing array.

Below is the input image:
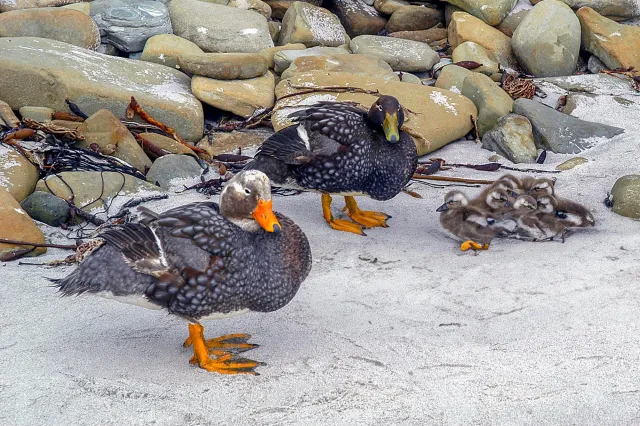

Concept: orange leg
[[186, 323, 263, 375], [460, 240, 490, 251], [342, 196, 390, 228], [321, 193, 366, 235]]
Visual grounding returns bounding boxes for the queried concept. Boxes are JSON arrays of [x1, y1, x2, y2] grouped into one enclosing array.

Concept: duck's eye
[[377, 105, 383, 111], [244, 188, 251, 195], [556, 211, 568, 219]]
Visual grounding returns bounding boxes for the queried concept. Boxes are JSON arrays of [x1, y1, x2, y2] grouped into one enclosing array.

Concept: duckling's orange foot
[[343, 196, 390, 228], [460, 240, 489, 251], [187, 323, 264, 375], [183, 333, 258, 355]]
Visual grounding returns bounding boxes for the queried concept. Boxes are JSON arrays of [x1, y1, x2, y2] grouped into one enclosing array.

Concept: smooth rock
[[97, 43, 120, 56], [60, 2, 90, 14], [269, 21, 281, 42], [461, 72, 514, 136], [452, 41, 500, 76], [445, 0, 517, 26], [274, 69, 478, 155], [350, 35, 439, 72], [577, 7, 640, 77], [385, 5, 443, 32], [272, 45, 350, 73], [481, 113, 537, 163], [0, 144, 39, 202], [610, 175, 640, 219], [281, 54, 398, 81], [279, 2, 349, 47], [373, 0, 408, 15], [140, 34, 204, 69], [260, 43, 306, 68], [170, 0, 273, 53], [267, 0, 322, 20], [0, 7, 100, 50], [0, 186, 46, 257], [228, 0, 272, 19], [496, 9, 529, 37], [445, 3, 464, 25], [197, 129, 273, 157], [332, 0, 387, 37], [93, 1, 172, 52], [530, 0, 640, 20], [587, 55, 608, 73], [448, 11, 518, 70], [18, 106, 54, 122], [20, 191, 71, 227], [35, 171, 165, 212], [139, 133, 198, 157], [513, 98, 625, 154], [192, 72, 276, 117], [434, 64, 472, 94], [178, 53, 268, 80], [0, 37, 204, 143], [512, 0, 581, 77], [536, 73, 637, 95], [398, 72, 421, 84], [0, 100, 20, 128], [0, 0, 80, 13], [555, 157, 587, 171], [76, 109, 152, 172], [388, 26, 448, 43], [146, 154, 202, 189], [562, 93, 640, 133]]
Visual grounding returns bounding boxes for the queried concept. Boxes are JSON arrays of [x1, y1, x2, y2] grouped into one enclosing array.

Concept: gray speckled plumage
[[245, 101, 418, 201], [54, 202, 312, 322]]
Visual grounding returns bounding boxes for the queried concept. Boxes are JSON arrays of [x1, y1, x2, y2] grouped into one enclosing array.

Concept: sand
[[1, 93, 640, 425]]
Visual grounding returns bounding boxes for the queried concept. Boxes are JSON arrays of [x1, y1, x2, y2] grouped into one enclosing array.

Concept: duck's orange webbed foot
[[187, 324, 264, 375], [460, 240, 489, 251], [322, 193, 366, 235], [342, 196, 390, 229]]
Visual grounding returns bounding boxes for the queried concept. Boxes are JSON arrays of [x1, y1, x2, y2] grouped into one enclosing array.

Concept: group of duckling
[[52, 96, 595, 375], [437, 174, 595, 251]]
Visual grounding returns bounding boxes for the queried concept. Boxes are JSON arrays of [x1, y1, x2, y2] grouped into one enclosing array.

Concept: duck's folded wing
[[99, 223, 169, 276], [289, 101, 369, 147]]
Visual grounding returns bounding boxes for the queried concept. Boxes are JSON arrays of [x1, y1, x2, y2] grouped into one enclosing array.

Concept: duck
[[436, 190, 509, 251], [245, 95, 418, 235], [52, 170, 312, 375]]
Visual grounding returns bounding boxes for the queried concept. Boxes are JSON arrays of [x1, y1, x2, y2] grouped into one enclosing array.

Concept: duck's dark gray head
[[437, 191, 468, 212], [220, 170, 281, 233], [368, 95, 404, 143]]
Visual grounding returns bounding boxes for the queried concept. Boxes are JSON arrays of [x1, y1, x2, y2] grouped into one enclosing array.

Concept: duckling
[[522, 176, 556, 198], [471, 188, 513, 217], [436, 191, 507, 251], [476, 174, 522, 203], [53, 170, 312, 375], [555, 197, 595, 227], [245, 95, 418, 235]]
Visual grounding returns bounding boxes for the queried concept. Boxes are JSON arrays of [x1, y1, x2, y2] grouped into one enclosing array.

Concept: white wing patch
[[297, 125, 311, 150]]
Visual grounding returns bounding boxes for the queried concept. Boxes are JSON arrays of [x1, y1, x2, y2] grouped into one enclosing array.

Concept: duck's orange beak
[[252, 199, 281, 233]]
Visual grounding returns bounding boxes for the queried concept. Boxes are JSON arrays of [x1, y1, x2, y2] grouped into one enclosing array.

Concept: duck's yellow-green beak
[[252, 199, 281, 233], [383, 112, 400, 143]]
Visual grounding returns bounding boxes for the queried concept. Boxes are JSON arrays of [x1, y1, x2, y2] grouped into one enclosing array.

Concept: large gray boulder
[[169, 0, 273, 53], [0, 37, 204, 143], [512, 0, 581, 77], [513, 98, 624, 154]]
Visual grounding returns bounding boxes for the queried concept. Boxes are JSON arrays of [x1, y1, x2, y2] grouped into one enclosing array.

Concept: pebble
[[461, 73, 514, 136], [610, 175, 640, 219], [555, 157, 588, 171], [268, 0, 322, 20], [228, 0, 272, 19], [278, 2, 349, 47], [350, 35, 440, 72], [496, 9, 528, 37], [332, 0, 387, 37], [512, 0, 581, 77], [445, 0, 517, 26], [146, 154, 203, 190], [531, 0, 640, 20], [385, 6, 443, 33], [20, 192, 72, 227], [192, 72, 276, 118], [481, 114, 538, 164], [452, 42, 500, 76], [0, 144, 39, 202], [139, 133, 198, 157], [170, 0, 274, 53], [587, 55, 608, 74], [281, 54, 398, 81], [272, 45, 351, 74], [0, 7, 100, 50], [0, 186, 46, 257], [434, 64, 473, 94], [260, 43, 307, 69], [140, 34, 204, 69], [0, 37, 204, 143], [513, 98, 625, 154], [0, 0, 81, 13], [197, 129, 273, 158], [388, 26, 448, 44], [178, 53, 268, 80], [373, 0, 409, 15], [18, 106, 54, 122]]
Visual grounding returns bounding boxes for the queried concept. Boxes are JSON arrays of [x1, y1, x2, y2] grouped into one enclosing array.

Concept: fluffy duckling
[[471, 188, 513, 216], [476, 174, 522, 203], [521, 177, 556, 198], [437, 191, 507, 251], [53, 170, 312, 375], [555, 197, 595, 227]]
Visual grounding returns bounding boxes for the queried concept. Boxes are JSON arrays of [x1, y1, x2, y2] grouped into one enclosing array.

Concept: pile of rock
[[0, 0, 639, 257]]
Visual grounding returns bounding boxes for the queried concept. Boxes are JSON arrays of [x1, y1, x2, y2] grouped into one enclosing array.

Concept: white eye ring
[[377, 105, 383, 111]]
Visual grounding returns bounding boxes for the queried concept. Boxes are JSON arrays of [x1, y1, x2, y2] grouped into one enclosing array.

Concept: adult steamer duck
[[53, 171, 312, 375], [246, 96, 418, 235]]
